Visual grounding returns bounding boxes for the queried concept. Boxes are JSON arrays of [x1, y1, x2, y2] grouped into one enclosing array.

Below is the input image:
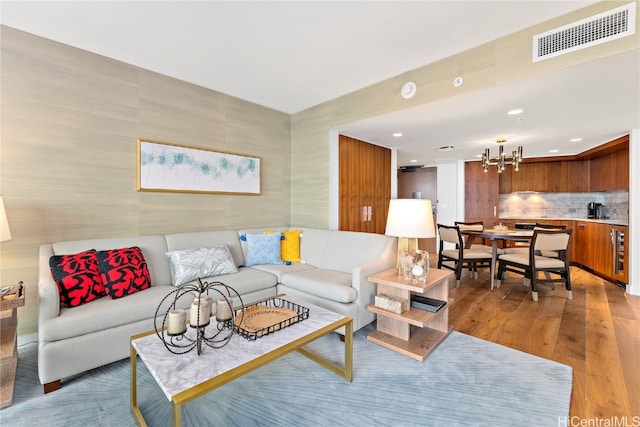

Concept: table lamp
[[0, 196, 11, 243], [385, 199, 435, 280]]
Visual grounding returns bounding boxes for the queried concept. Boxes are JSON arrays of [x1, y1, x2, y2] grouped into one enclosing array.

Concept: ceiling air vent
[[533, 2, 636, 62]]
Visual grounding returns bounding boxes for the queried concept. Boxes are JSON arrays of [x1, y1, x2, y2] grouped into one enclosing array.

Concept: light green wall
[[0, 26, 291, 335], [290, 1, 640, 228]]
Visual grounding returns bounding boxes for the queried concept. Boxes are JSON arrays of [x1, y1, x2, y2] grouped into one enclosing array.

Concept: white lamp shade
[[0, 196, 11, 242], [385, 199, 435, 238]]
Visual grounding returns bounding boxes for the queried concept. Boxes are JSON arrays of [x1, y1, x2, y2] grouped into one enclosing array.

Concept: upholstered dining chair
[[437, 224, 493, 286], [502, 223, 567, 255], [454, 221, 493, 253], [496, 229, 573, 301]]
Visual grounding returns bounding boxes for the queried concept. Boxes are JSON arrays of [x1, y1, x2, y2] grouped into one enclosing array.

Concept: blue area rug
[[2, 324, 572, 426]]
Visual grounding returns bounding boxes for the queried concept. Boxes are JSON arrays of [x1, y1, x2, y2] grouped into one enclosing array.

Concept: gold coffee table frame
[[130, 307, 353, 427]]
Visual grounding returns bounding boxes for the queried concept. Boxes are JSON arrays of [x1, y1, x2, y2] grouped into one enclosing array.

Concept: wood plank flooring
[[447, 266, 640, 421]]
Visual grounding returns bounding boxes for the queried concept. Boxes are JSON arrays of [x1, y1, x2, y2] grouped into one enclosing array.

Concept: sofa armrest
[[352, 257, 395, 301], [38, 244, 60, 328]]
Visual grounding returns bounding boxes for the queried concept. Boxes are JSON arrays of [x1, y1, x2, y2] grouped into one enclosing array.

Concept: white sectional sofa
[[37, 227, 396, 391]]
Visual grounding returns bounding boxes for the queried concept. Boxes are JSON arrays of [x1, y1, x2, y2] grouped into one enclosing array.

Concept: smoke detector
[[401, 82, 417, 99]]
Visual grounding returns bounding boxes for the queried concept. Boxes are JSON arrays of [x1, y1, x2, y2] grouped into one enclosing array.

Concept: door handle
[[362, 206, 373, 221]]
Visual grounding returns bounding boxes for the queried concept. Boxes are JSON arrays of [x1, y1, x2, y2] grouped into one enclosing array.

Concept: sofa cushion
[[39, 285, 189, 343], [199, 267, 278, 296], [279, 269, 356, 303], [243, 233, 284, 266], [249, 262, 316, 282], [166, 245, 238, 286], [49, 249, 105, 308], [97, 247, 152, 299]]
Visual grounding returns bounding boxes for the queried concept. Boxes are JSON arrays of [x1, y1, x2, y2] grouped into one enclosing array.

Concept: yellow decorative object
[[265, 229, 302, 262]]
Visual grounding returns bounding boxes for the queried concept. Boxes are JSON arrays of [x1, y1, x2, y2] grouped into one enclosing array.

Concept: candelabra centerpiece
[[154, 278, 244, 355]]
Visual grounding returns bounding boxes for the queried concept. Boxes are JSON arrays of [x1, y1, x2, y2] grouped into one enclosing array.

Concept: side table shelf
[[367, 269, 453, 361], [1, 283, 25, 409]]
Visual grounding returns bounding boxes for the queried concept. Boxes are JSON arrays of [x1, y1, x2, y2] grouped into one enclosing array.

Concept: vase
[[402, 249, 429, 284]]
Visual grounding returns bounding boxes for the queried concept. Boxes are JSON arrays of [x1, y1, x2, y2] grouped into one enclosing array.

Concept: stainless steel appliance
[[612, 227, 625, 287], [587, 202, 603, 219]]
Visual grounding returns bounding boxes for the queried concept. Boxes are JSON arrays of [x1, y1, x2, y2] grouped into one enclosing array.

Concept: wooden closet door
[[397, 167, 437, 253], [339, 135, 391, 234]]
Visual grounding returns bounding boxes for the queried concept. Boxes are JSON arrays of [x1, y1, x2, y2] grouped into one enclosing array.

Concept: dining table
[[461, 228, 534, 291]]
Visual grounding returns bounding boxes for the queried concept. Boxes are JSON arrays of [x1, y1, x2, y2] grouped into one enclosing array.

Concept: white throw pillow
[[165, 245, 238, 286]]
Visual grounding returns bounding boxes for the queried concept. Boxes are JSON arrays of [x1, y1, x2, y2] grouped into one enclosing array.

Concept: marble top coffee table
[[130, 296, 353, 427]]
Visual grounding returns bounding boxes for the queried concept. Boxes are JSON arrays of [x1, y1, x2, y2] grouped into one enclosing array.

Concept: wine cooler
[[612, 227, 626, 287]]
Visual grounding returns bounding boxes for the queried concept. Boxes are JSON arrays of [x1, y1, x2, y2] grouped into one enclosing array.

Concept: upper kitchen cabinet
[[589, 155, 613, 191], [547, 161, 589, 192], [583, 135, 629, 192], [512, 162, 548, 192], [496, 135, 628, 193]]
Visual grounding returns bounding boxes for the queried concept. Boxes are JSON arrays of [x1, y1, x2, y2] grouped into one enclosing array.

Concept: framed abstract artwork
[[136, 139, 260, 195]]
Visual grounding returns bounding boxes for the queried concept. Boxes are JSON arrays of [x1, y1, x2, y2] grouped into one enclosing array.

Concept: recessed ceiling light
[[393, 132, 403, 137], [410, 159, 418, 163], [507, 109, 524, 115], [453, 76, 464, 87], [550, 149, 560, 153], [570, 138, 582, 142]]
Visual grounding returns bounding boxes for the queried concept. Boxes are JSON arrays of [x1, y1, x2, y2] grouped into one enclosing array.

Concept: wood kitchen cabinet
[[573, 222, 590, 266], [590, 222, 614, 278], [612, 149, 629, 190], [547, 161, 589, 192], [494, 136, 627, 193], [510, 162, 548, 192], [498, 167, 512, 194], [587, 136, 629, 191], [589, 155, 613, 191], [572, 221, 628, 285]]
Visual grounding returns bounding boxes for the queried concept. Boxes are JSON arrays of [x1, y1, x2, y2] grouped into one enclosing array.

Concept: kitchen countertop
[[499, 217, 629, 227]]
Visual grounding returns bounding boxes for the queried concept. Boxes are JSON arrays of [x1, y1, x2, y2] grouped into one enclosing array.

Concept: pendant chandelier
[[482, 139, 523, 173]]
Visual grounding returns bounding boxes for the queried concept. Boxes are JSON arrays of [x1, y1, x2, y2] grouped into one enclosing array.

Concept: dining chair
[[454, 221, 493, 253], [502, 223, 567, 255], [496, 229, 573, 301], [437, 224, 493, 286]]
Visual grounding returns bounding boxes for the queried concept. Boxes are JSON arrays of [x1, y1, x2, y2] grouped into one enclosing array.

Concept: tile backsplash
[[499, 190, 629, 220]]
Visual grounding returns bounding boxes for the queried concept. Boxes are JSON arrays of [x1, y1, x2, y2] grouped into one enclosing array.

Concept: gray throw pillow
[[166, 245, 238, 286]]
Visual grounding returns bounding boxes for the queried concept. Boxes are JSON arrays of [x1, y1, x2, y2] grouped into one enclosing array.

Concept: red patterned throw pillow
[[49, 249, 105, 308], [97, 246, 151, 299]]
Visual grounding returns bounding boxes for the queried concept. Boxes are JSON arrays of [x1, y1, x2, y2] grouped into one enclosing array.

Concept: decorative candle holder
[[154, 278, 245, 355], [401, 249, 429, 284]]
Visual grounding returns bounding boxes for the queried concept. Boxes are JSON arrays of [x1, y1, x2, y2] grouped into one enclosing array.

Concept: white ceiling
[[2, 1, 638, 166]]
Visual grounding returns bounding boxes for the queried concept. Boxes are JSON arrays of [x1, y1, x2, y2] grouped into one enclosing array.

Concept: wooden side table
[[1, 282, 25, 409], [367, 269, 453, 361]]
